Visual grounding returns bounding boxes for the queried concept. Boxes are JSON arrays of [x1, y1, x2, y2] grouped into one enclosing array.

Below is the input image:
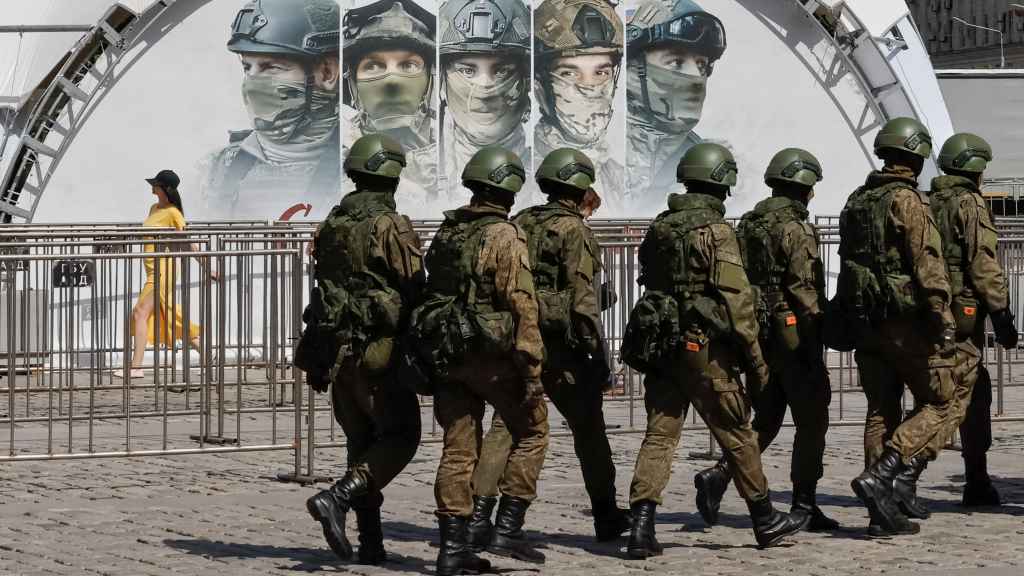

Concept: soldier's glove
[[599, 282, 618, 312], [522, 377, 545, 409], [307, 368, 331, 394], [926, 307, 956, 354], [991, 308, 1020, 349], [745, 360, 770, 407]]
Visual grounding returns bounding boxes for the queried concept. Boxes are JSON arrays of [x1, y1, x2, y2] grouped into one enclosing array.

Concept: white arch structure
[[0, 0, 953, 223]]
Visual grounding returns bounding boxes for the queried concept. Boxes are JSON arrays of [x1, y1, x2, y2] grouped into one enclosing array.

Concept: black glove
[[991, 308, 1019, 349], [599, 282, 618, 312], [745, 360, 770, 407]]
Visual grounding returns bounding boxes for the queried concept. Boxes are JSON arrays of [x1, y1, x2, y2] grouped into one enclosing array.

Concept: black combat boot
[[465, 495, 497, 552], [790, 484, 840, 531], [488, 495, 545, 564], [747, 494, 806, 548], [963, 454, 1001, 507], [892, 455, 931, 519], [592, 496, 631, 542], [354, 505, 386, 565], [626, 500, 662, 559], [306, 473, 369, 560], [437, 515, 491, 576], [851, 449, 919, 536], [694, 459, 730, 527]]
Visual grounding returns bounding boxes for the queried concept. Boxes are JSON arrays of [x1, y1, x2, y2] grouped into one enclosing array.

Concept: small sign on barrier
[[53, 260, 95, 288]]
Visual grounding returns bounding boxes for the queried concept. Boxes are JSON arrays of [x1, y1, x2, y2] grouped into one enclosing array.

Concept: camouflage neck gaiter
[[444, 68, 527, 146], [242, 75, 338, 163], [355, 70, 430, 131], [635, 61, 706, 134], [547, 72, 615, 145]]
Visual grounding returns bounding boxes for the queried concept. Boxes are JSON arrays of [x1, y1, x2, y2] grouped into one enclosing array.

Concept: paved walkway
[[2, 420, 1023, 575]]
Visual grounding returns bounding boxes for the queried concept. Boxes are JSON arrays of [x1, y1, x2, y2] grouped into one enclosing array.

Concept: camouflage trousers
[[331, 357, 422, 507], [745, 349, 831, 489], [434, 356, 550, 517], [918, 340, 992, 470], [630, 342, 769, 505], [856, 318, 956, 468], [471, 363, 617, 507]]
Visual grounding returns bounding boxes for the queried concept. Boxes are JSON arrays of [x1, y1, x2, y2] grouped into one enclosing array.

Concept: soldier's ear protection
[[950, 147, 993, 170]]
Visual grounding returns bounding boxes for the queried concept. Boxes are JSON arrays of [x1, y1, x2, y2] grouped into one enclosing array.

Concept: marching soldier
[[411, 147, 549, 574], [620, 143, 805, 556], [467, 148, 630, 547], [891, 133, 1018, 518], [694, 148, 838, 531], [833, 117, 956, 537], [302, 134, 425, 564]]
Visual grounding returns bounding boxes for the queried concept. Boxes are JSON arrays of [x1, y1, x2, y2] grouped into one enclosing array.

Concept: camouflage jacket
[[928, 175, 1008, 315], [513, 198, 603, 359], [626, 112, 701, 213], [639, 192, 767, 370]]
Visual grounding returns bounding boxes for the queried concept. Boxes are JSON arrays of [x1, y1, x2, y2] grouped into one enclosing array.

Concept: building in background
[[908, 0, 1024, 68]]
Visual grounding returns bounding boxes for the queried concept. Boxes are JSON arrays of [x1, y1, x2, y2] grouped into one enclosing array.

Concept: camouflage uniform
[[470, 195, 625, 538], [303, 134, 423, 564]]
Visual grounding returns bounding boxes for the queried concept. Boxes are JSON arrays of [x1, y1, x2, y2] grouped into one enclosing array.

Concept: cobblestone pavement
[[2, 415, 1023, 575]]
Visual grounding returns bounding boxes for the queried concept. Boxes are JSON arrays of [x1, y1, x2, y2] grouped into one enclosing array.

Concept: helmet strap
[[636, 57, 653, 119]]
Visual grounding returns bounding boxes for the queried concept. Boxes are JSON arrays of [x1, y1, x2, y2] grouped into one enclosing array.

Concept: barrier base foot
[[276, 471, 332, 485], [189, 434, 238, 445]]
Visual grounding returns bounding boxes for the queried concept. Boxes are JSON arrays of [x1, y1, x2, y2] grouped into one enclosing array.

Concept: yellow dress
[[133, 204, 201, 345]]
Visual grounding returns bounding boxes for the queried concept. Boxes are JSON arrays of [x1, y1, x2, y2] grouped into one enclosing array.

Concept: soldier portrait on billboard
[[533, 0, 624, 212], [199, 0, 342, 221], [341, 0, 437, 213], [438, 0, 531, 204], [625, 0, 726, 213]]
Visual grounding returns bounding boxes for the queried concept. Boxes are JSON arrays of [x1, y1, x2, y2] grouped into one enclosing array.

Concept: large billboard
[[5, 0, 905, 222]]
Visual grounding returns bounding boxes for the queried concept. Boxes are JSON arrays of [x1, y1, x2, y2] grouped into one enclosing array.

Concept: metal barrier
[[3, 218, 1024, 480]]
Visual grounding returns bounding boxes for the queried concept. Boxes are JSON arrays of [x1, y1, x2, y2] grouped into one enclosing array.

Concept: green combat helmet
[[874, 117, 933, 160], [764, 148, 823, 188], [938, 133, 993, 175], [344, 134, 407, 179], [535, 148, 596, 193], [677, 142, 737, 187], [462, 146, 526, 195], [228, 0, 340, 59]]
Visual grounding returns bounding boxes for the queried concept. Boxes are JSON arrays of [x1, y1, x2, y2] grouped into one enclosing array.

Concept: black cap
[[146, 169, 180, 189]]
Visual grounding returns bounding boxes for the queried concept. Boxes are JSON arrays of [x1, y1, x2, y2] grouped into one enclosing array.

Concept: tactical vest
[[641, 195, 722, 297], [739, 197, 808, 298], [837, 180, 919, 325], [313, 192, 411, 345], [929, 184, 972, 297], [424, 213, 507, 311]]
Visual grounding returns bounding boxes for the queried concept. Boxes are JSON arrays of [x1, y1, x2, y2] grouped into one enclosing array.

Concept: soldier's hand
[[522, 377, 545, 409], [307, 369, 330, 394], [992, 308, 1020, 349], [745, 361, 770, 406], [599, 282, 618, 312]]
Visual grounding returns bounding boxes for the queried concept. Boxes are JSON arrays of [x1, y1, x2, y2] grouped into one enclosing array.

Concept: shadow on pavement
[[163, 538, 433, 573]]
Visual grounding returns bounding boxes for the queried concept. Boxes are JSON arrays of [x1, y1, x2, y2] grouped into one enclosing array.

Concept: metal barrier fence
[[2, 219, 1024, 482]]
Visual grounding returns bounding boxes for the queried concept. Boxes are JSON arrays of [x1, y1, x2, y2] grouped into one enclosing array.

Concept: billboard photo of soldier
[[341, 0, 437, 216], [437, 0, 532, 206], [625, 0, 725, 214], [533, 0, 626, 213], [199, 0, 342, 221]]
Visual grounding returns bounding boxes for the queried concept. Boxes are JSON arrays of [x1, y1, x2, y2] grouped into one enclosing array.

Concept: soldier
[[890, 133, 1018, 518], [342, 0, 437, 210], [534, 0, 625, 213], [466, 149, 630, 548], [693, 148, 838, 531], [438, 0, 532, 204], [833, 117, 956, 537], [200, 0, 341, 220], [620, 143, 805, 556], [626, 0, 726, 212], [414, 147, 549, 574], [304, 134, 425, 564]]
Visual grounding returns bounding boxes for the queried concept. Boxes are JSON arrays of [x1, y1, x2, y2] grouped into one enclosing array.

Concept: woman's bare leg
[[131, 295, 156, 375]]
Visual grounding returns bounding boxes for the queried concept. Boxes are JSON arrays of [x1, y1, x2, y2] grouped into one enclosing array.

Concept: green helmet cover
[[874, 117, 933, 160], [677, 142, 737, 186], [462, 146, 526, 195], [535, 148, 595, 193], [938, 132, 993, 175], [344, 134, 407, 179], [764, 147, 823, 188], [228, 0, 340, 58]]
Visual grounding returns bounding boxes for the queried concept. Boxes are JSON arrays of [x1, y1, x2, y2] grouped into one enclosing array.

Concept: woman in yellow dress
[[126, 170, 216, 379]]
